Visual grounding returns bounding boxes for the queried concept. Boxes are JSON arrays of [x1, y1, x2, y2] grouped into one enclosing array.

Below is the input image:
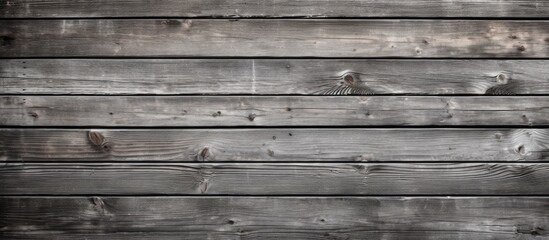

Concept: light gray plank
[[2, 162, 549, 195], [0, 128, 546, 161], [2, 0, 549, 18], [2, 59, 549, 95], [2, 96, 549, 126], [1, 19, 548, 57], [1, 197, 547, 239]]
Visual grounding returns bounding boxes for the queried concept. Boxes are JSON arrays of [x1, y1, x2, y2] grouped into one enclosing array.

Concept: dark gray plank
[[2, 0, 549, 18], [1, 128, 546, 161], [1, 20, 548, 57], [1, 197, 547, 239], [2, 96, 548, 126], [2, 162, 549, 195], [2, 59, 549, 95]]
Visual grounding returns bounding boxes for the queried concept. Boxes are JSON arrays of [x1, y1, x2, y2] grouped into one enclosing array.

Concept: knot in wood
[[516, 145, 527, 156], [496, 73, 510, 84], [494, 133, 503, 140], [343, 73, 356, 85], [88, 131, 105, 146], [248, 113, 256, 121], [197, 147, 210, 161], [90, 197, 107, 214], [195, 169, 212, 193], [88, 131, 112, 152]]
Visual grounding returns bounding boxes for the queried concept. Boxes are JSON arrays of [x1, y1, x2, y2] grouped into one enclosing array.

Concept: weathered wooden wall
[[1, 0, 549, 239]]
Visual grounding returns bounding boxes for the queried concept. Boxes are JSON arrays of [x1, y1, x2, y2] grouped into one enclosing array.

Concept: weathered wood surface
[[2, 20, 549, 57], [3, 59, 549, 95], [1, 128, 547, 161], [2, 162, 549, 195], [1, 197, 548, 239], [3, 96, 549, 126], [2, 0, 549, 18]]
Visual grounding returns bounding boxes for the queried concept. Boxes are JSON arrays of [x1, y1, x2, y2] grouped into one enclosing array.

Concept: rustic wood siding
[[1, 1, 549, 239], [2, 0, 549, 18], [3, 59, 549, 95], [2, 19, 549, 57]]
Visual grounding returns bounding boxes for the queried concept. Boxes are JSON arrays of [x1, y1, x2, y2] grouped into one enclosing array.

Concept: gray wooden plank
[[1, 128, 546, 161], [2, 162, 549, 195], [3, 59, 549, 95], [2, 19, 548, 57], [1, 197, 547, 239], [2, 0, 549, 18], [2, 96, 549, 126]]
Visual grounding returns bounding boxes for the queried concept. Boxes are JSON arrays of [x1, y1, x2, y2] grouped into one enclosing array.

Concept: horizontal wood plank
[[2, 162, 549, 195], [3, 59, 549, 95], [2, 19, 549, 57], [1, 128, 546, 161], [1, 197, 548, 239], [2, 96, 549, 126], [2, 0, 549, 18]]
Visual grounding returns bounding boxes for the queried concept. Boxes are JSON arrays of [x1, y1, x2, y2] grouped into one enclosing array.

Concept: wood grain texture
[[2, 0, 549, 18], [1, 128, 547, 161], [3, 59, 549, 95], [1, 197, 548, 239], [2, 19, 549, 57], [2, 162, 549, 195], [2, 95, 549, 126]]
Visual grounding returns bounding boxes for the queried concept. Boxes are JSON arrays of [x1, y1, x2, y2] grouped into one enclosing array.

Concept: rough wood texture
[[2, 162, 549, 195], [2, 19, 549, 57], [3, 96, 549, 126], [2, 0, 549, 18], [3, 1, 549, 239], [2, 59, 549, 95], [1, 128, 547, 161], [1, 197, 548, 239]]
